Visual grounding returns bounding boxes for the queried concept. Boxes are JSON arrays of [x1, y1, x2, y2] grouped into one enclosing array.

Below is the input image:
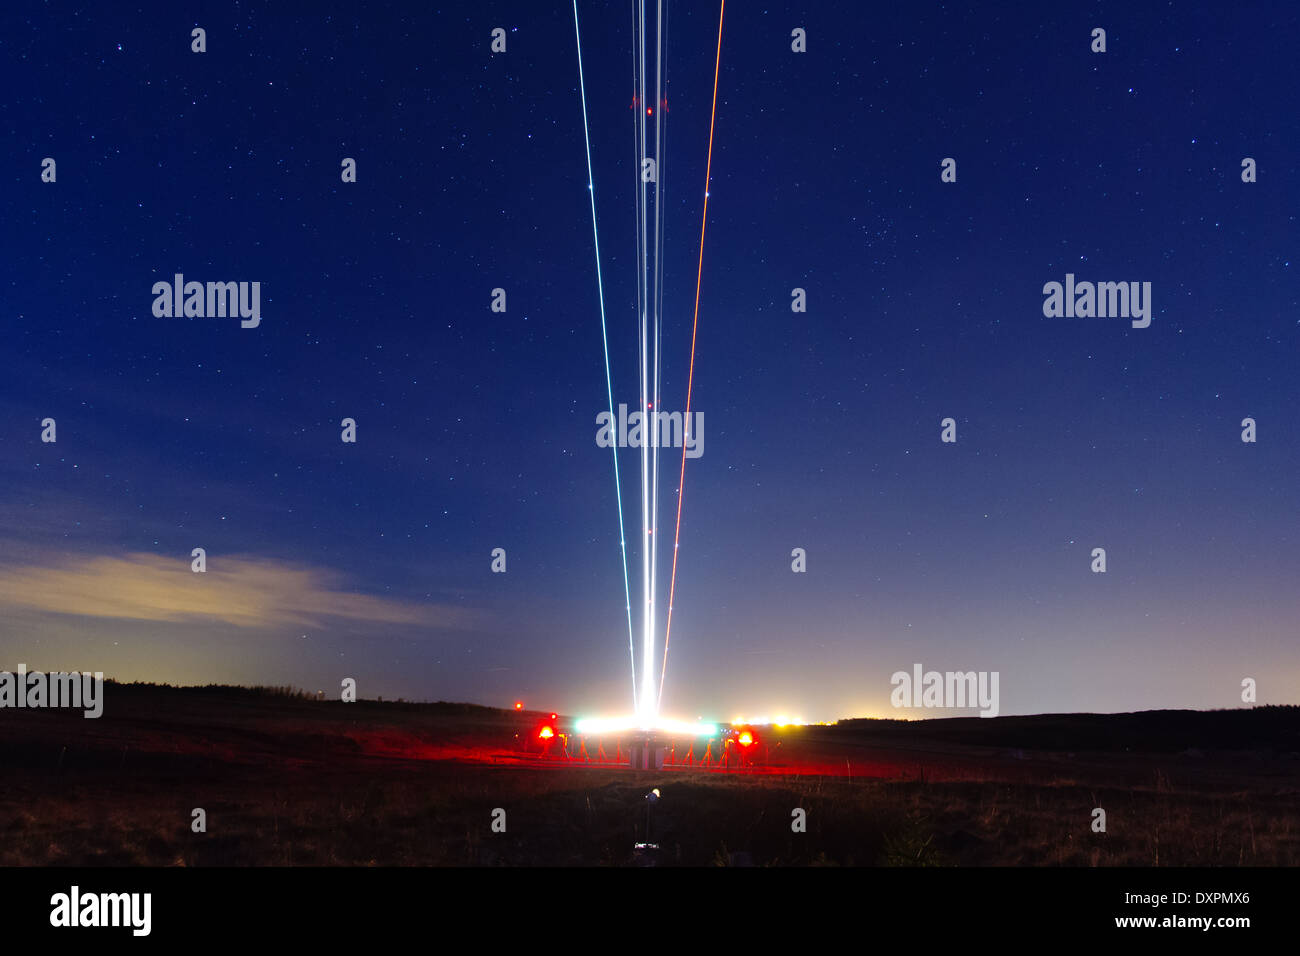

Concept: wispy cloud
[[0, 552, 470, 630]]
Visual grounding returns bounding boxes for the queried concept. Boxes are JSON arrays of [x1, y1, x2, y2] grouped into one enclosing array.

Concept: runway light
[[738, 731, 754, 747], [574, 716, 717, 736], [539, 726, 554, 739], [514, 701, 523, 711]]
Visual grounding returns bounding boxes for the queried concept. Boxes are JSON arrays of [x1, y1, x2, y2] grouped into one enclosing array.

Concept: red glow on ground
[[334, 729, 989, 782]]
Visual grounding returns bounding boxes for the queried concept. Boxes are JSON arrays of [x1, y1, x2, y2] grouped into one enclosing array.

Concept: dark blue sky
[[2, 1, 1297, 721]]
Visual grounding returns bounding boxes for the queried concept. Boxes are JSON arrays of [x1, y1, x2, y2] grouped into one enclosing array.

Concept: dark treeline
[[98, 679, 501, 715], [835, 706, 1300, 754]]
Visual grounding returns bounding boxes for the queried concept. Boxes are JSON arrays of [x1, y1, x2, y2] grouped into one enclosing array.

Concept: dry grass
[[2, 688, 1296, 866]]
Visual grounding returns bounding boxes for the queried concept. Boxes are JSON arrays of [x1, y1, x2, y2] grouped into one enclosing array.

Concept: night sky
[[2, 2, 1297, 722]]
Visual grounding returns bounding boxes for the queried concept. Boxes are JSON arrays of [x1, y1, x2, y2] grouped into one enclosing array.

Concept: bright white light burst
[[575, 716, 718, 737]]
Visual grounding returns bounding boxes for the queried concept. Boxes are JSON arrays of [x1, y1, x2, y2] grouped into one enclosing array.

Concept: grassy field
[[2, 684, 1296, 866]]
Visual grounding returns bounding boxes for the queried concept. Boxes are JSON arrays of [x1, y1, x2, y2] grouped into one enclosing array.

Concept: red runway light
[[738, 731, 754, 747], [514, 701, 523, 711], [539, 726, 555, 739]]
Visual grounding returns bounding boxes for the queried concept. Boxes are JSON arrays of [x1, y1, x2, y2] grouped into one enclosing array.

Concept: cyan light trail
[[572, 0, 637, 712]]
